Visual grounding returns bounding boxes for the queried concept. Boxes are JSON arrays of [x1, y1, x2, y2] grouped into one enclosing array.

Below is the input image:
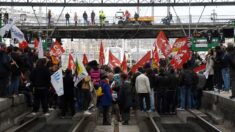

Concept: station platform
[[201, 91, 235, 131]]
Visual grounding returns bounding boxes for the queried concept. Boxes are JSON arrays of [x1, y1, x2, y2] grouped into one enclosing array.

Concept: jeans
[[180, 86, 192, 109], [81, 89, 91, 110], [138, 93, 150, 111], [9, 75, 20, 95], [222, 68, 230, 91]]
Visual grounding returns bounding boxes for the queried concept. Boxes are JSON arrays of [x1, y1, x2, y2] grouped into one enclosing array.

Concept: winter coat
[[30, 66, 51, 88], [0, 51, 11, 78], [135, 74, 151, 93], [63, 76, 74, 96], [205, 55, 214, 75], [154, 73, 169, 92], [118, 81, 132, 110], [100, 80, 112, 106]]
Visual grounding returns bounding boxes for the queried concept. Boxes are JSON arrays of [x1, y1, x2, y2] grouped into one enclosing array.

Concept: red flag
[[34, 38, 39, 49], [156, 31, 172, 58], [19, 41, 28, 49], [83, 53, 89, 65], [131, 51, 151, 73], [172, 37, 188, 52], [121, 54, 127, 73], [170, 46, 191, 69], [49, 41, 65, 57], [153, 46, 160, 64], [109, 50, 121, 68], [68, 54, 75, 72], [193, 64, 206, 73], [99, 41, 105, 65]]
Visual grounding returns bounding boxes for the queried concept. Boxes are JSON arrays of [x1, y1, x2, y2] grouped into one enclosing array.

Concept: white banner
[[51, 69, 64, 96], [11, 25, 25, 43], [38, 38, 44, 58], [0, 23, 12, 37]]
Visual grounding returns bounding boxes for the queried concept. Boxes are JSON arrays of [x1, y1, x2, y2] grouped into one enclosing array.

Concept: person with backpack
[[178, 63, 198, 110], [81, 75, 92, 115], [0, 43, 11, 97], [118, 73, 132, 125], [100, 74, 112, 125]]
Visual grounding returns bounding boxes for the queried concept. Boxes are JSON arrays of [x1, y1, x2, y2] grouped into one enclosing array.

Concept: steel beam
[[1, 2, 235, 6]]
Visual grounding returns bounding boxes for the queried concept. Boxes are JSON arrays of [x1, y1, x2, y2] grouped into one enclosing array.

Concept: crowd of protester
[[1, 42, 235, 125]]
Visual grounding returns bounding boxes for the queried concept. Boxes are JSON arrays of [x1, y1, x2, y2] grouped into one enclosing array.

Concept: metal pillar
[[0, 12, 2, 42], [234, 20, 235, 43], [189, 0, 191, 37]]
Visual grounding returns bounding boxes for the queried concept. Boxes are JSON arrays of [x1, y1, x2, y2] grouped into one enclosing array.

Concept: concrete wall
[[0, 95, 28, 131], [201, 91, 235, 130]]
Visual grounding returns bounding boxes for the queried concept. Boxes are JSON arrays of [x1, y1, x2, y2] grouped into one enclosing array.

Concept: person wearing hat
[[99, 73, 112, 125]]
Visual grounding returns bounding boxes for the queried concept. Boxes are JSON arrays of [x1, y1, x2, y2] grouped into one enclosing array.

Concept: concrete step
[[206, 112, 224, 125]]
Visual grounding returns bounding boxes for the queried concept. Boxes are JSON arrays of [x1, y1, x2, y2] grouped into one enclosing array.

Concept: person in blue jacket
[[100, 74, 112, 125]]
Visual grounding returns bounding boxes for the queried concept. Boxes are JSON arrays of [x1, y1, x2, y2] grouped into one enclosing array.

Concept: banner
[[49, 41, 65, 57], [99, 41, 105, 65], [38, 38, 44, 58], [11, 25, 25, 43], [131, 51, 151, 73], [68, 54, 75, 72], [170, 46, 191, 69], [121, 54, 127, 73], [156, 31, 172, 58], [51, 69, 64, 96], [74, 58, 88, 87], [172, 37, 188, 52], [193, 64, 206, 73], [109, 50, 121, 68], [0, 23, 12, 37]]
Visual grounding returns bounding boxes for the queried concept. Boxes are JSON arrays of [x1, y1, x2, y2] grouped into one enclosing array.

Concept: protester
[[214, 46, 224, 93], [225, 43, 235, 99], [30, 58, 51, 116], [0, 43, 11, 97], [119, 73, 132, 125], [61, 69, 75, 117], [81, 75, 92, 115], [178, 63, 198, 110], [205, 49, 215, 91], [99, 74, 112, 125], [135, 68, 151, 112]]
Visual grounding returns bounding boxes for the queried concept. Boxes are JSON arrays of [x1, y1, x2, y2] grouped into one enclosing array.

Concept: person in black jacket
[[178, 63, 198, 110], [166, 68, 178, 114], [225, 43, 235, 99], [0, 44, 11, 97], [119, 73, 132, 125], [61, 69, 75, 117], [30, 58, 51, 115], [154, 68, 169, 114]]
